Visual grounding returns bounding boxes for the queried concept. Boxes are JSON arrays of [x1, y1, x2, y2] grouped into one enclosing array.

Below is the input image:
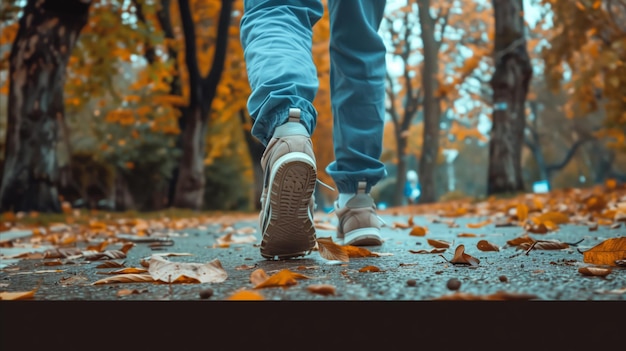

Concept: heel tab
[[288, 108, 301, 123]]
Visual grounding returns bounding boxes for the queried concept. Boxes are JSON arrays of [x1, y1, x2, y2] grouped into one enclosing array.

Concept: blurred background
[[0, 0, 624, 214]]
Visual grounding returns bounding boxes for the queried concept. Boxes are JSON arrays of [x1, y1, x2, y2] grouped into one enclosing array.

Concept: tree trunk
[[239, 109, 265, 210], [487, 0, 532, 195], [417, 0, 441, 204], [0, 0, 92, 213], [171, 0, 233, 209]]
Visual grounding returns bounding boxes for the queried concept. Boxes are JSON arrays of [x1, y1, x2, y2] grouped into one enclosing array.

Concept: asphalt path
[[2, 210, 625, 301]]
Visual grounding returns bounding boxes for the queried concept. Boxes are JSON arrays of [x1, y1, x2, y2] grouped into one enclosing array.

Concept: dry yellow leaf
[[226, 290, 265, 300], [409, 226, 427, 236], [535, 211, 569, 224], [254, 269, 311, 289], [343, 245, 379, 258], [466, 219, 491, 228], [578, 266, 612, 277], [516, 203, 529, 222], [583, 237, 626, 267], [0, 289, 37, 300]]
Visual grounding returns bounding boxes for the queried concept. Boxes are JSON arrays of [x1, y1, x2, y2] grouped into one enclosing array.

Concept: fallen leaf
[[148, 255, 228, 284], [254, 269, 311, 289], [250, 269, 269, 286], [83, 250, 127, 261], [535, 211, 569, 225], [307, 284, 336, 296], [457, 233, 477, 238], [106, 267, 148, 275], [92, 273, 155, 285], [235, 264, 257, 271], [578, 266, 612, 277], [516, 203, 529, 222], [0, 289, 37, 300], [226, 290, 264, 300], [466, 219, 491, 228], [525, 222, 548, 234], [409, 226, 427, 236], [507, 234, 535, 247], [520, 240, 569, 251], [409, 248, 447, 254], [96, 261, 125, 268], [358, 265, 381, 272], [427, 239, 451, 249], [43, 247, 82, 259], [477, 240, 499, 252], [343, 245, 379, 258], [316, 237, 349, 262], [449, 245, 480, 266], [582, 237, 626, 267]]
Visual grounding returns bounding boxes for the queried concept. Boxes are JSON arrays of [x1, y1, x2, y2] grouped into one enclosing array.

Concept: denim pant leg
[[239, 0, 324, 146], [324, 0, 388, 194]]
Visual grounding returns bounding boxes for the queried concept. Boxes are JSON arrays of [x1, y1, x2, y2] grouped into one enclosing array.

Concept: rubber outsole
[[260, 153, 317, 260], [342, 227, 383, 246]]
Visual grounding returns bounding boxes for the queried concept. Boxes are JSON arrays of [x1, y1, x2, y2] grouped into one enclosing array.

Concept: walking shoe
[[334, 181, 384, 246], [258, 108, 317, 260]]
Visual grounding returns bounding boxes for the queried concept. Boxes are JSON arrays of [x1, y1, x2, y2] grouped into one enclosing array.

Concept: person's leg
[[326, 0, 388, 245], [240, 0, 323, 259], [240, 0, 324, 146]]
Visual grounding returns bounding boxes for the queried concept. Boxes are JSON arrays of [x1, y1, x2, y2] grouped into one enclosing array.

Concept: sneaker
[[258, 108, 317, 260], [334, 181, 383, 246]]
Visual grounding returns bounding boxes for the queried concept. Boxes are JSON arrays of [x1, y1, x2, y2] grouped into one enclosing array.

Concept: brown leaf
[[358, 265, 381, 272], [409, 226, 427, 236], [520, 240, 569, 251], [457, 233, 478, 238], [106, 267, 148, 275], [43, 247, 82, 259], [525, 222, 548, 234], [343, 245, 379, 258], [507, 234, 535, 247], [583, 237, 626, 267], [450, 245, 480, 266], [476, 240, 499, 252], [254, 269, 311, 289], [316, 237, 349, 262], [307, 284, 336, 296], [427, 238, 451, 248], [226, 290, 265, 300], [409, 248, 447, 254], [83, 250, 127, 261], [578, 266, 612, 277], [92, 273, 155, 285], [148, 255, 228, 284], [96, 260, 125, 268], [116, 289, 146, 297], [250, 268, 269, 286]]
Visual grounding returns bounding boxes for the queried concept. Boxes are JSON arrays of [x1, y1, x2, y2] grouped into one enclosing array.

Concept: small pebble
[[407, 279, 417, 287], [499, 275, 508, 282], [446, 278, 461, 291], [199, 288, 214, 299]]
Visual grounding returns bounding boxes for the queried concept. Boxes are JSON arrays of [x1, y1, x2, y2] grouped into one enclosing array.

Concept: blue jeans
[[240, 0, 387, 194]]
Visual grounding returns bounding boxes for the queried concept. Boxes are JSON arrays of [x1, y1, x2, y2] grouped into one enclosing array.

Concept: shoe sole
[[260, 152, 317, 260], [342, 228, 383, 246]]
